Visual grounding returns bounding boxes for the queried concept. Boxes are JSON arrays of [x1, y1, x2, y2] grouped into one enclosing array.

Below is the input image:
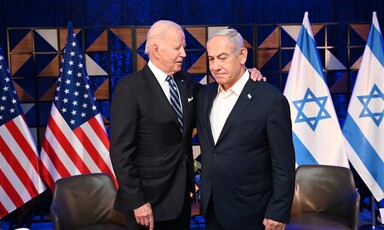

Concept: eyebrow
[[208, 52, 229, 58]]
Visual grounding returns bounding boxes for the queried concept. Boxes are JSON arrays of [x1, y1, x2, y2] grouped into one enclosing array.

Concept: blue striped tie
[[166, 75, 183, 132]]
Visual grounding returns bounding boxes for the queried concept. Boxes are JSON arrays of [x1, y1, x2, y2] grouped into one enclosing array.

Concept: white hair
[[145, 20, 183, 55], [207, 28, 244, 53]]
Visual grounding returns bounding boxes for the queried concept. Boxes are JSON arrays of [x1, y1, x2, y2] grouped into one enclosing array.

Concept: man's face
[[157, 28, 186, 75], [207, 35, 247, 90]]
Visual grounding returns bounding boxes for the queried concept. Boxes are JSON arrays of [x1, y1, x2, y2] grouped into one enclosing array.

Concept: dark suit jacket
[[197, 79, 295, 229], [110, 64, 201, 221]]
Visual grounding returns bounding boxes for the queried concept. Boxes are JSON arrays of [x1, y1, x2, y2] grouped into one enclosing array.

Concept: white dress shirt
[[148, 60, 182, 110], [210, 70, 250, 144]]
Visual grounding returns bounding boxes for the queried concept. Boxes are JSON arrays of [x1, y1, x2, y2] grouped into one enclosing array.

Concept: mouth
[[214, 73, 225, 78]]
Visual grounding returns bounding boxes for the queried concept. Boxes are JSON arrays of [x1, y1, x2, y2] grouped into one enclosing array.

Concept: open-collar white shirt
[[210, 70, 250, 144]]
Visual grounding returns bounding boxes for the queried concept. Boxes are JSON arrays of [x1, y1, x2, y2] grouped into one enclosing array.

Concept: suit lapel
[[216, 79, 256, 145], [206, 83, 219, 148]]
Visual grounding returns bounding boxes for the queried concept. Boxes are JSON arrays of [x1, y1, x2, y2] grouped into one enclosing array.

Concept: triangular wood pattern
[[11, 31, 33, 52], [350, 24, 370, 41], [14, 81, 34, 102], [110, 28, 133, 49], [185, 27, 206, 48], [38, 55, 60, 77], [188, 52, 207, 73], [87, 30, 108, 51], [94, 79, 109, 100], [10, 54, 31, 75]]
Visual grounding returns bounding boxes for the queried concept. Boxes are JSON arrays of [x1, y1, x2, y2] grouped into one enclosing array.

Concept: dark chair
[[50, 173, 126, 230], [286, 165, 360, 230]]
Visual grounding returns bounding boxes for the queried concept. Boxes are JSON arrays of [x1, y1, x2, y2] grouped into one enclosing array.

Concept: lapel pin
[[247, 94, 252, 99]]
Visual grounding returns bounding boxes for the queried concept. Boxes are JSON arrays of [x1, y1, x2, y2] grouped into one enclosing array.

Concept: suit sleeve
[[265, 95, 296, 223], [110, 79, 147, 211]]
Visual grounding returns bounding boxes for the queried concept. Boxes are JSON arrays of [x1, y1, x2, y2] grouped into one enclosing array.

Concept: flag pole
[[371, 194, 376, 228]]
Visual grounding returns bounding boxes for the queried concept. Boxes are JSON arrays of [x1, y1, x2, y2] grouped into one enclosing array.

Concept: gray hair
[[145, 20, 183, 55], [207, 28, 244, 53]]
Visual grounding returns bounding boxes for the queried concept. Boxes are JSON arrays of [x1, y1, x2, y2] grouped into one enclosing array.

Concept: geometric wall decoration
[[11, 31, 33, 52], [85, 54, 108, 76], [282, 25, 302, 41], [87, 30, 108, 51], [350, 24, 370, 41], [35, 29, 58, 51], [110, 28, 133, 49], [259, 28, 279, 48], [325, 49, 347, 70], [6, 23, 369, 149]]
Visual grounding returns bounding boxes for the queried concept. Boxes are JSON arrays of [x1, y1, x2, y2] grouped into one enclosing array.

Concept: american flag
[[40, 22, 116, 190], [0, 48, 46, 218]]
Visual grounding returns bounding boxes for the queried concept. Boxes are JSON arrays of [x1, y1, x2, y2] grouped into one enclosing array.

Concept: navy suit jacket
[[197, 79, 295, 229], [110, 64, 201, 221]]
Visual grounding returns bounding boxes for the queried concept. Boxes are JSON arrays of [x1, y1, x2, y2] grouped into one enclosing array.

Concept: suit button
[[208, 177, 212, 181], [213, 153, 218, 158]]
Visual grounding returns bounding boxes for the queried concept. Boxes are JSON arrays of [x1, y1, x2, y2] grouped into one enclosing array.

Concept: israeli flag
[[283, 12, 349, 167], [342, 12, 384, 201]]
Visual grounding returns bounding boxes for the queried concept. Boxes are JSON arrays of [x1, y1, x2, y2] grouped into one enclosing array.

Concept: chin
[[173, 67, 182, 72]]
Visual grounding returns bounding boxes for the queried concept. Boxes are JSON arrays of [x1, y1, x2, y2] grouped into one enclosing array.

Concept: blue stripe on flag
[[297, 25, 327, 83], [367, 25, 384, 67], [343, 113, 384, 189], [292, 132, 318, 165]]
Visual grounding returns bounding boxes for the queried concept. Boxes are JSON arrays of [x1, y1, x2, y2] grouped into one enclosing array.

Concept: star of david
[[292, 88, 331, 131], [357, 84, 384, 127]]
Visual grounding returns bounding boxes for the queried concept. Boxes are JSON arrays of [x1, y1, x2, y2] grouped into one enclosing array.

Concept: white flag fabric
[[342, 12, 384, 201], [283, 12, 349, 167], [0, 49, 46, 218]]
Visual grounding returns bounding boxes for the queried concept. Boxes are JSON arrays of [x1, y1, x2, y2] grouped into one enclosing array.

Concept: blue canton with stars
[[0, 49, 24, 126], [358, 84, 384, 127], [55, 23, 98, 130], [292, 88, 331, 131]]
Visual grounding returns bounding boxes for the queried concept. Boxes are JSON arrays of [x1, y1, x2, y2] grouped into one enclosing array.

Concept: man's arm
[[110, 79, 148, 210], [264, 95, 296, 226]]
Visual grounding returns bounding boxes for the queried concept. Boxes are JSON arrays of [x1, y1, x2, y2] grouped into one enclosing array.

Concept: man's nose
[[180, 47, 186, 57]]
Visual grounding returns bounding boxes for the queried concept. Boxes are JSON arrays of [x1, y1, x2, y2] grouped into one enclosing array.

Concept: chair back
[[290, 165, 360, 229], [51, 173, 126, 230]]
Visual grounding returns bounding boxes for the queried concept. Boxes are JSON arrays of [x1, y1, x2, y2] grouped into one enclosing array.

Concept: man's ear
[[239, 47, 248, 64], [152, 43, 161, 58]]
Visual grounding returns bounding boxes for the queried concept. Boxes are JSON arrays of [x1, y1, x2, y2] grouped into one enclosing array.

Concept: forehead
[[163, 28, 185, 44], [207, 36, 234, 55]]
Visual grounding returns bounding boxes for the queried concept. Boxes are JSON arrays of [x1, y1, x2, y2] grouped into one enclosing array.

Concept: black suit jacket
[[197, 79, 295, 229], [110, 64, 201, 221]]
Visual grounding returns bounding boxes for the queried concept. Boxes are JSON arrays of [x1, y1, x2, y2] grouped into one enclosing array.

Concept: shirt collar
[[148, 60, 168, 83]]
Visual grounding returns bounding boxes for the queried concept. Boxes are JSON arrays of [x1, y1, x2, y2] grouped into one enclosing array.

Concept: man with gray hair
[[197, 28, 295, 230]]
